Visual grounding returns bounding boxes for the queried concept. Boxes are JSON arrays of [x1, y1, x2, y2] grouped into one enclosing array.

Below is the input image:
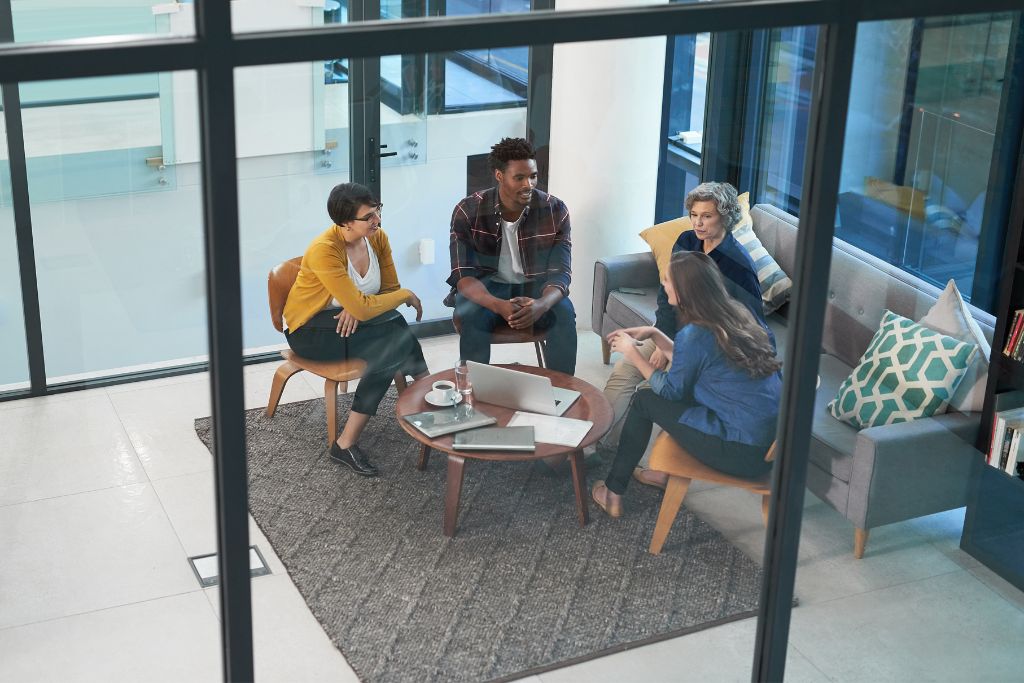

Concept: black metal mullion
[[751, 13, 859, 683], [193, 1, 254, 680], [526, 0, 554, 192], [0, 2, 45, 393], [350, 0, 383, 197]]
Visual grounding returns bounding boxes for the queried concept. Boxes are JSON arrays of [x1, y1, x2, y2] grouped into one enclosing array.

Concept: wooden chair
[[647, 433, 776, 555], [265, 257, 407, 446], [452, 313, 547, 367]]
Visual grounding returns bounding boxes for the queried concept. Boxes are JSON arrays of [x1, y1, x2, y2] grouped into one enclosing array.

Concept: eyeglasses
[[353, 204, 383, 222]]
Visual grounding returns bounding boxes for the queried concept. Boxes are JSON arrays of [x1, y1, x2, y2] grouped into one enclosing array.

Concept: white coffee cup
[[431, 380, 458, 405]]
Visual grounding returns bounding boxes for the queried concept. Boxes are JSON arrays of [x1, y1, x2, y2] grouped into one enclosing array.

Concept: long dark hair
[[668, 251, 781, 378]]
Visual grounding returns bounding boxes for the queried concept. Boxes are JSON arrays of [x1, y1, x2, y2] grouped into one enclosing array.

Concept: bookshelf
[[961, 208, 1024, 593]]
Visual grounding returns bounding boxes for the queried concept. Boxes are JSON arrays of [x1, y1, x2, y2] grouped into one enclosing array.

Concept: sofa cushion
[[605, 289, 660, 330], [918, 279, 991, 413], [828, 310, 979, 428], [811, 353, 860, 484]]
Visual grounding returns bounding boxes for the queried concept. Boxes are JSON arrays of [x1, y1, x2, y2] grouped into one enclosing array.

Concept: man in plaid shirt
[[446, 137, 576, 374]]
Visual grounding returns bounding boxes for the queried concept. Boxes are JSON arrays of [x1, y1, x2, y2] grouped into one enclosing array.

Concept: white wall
[[548, 0, 668, 329]]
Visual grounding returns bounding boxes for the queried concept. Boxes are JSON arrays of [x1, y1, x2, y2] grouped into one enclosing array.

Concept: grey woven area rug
[[195, 389, 764, 682]]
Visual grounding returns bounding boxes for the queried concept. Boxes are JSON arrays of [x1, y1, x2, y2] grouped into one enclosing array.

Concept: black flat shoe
[[330, 443, 379, 477]]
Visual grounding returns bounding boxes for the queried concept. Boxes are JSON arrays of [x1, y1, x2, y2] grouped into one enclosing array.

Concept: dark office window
[[755, 26, 818, 216], [750, 14, 1021, 310], [655, 32, 710, 222], [437, 0, 530, 113]]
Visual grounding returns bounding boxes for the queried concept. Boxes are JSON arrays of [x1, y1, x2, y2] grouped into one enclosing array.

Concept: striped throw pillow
[[732, 195, 792, 314]]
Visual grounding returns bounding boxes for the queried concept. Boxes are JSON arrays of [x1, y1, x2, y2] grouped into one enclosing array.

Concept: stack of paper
[[506, 411, 593, 447]]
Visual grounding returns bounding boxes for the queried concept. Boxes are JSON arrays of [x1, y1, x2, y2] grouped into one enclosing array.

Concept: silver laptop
[[467, 361, 581, 416]]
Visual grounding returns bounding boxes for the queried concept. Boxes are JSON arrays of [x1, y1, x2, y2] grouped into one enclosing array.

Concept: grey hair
[[684, 182, 742, 232]]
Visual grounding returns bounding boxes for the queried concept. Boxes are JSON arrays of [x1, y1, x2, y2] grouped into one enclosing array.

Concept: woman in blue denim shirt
[[592, 250, 782, 518]]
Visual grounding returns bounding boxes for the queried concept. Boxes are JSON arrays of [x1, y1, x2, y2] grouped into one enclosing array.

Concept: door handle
[[379, 143, 398, 159]]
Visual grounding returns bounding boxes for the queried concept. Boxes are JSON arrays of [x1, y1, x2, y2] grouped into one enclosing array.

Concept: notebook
[[506, 412, 593, 447], [452, 426, 536, 451], [403, 406, 496, 438]]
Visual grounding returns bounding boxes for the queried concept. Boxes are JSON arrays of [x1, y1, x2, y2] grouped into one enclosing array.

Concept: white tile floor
[[1, 331, 1022, 682]]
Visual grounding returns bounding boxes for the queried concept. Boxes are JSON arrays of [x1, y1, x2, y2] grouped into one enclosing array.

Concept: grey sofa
[[592, 203, 994, 557]]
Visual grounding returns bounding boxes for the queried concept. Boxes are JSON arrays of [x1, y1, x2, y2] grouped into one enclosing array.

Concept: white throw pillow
[[917, 279, 991, 412]]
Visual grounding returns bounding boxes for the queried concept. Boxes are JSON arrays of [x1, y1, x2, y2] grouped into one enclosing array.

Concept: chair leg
[[761, 494, 771, 526], [534, 340, 546, 368], [394, 372, 408, 394], [601, 337, 611, 365], [649, 476, 692, 555], [266, 361, 302, 417], [325, 380, 339, 447], [854, 527, 869, 559]]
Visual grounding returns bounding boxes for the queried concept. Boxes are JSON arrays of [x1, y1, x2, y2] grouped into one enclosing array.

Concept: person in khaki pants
[[597, 182, 771, 460]]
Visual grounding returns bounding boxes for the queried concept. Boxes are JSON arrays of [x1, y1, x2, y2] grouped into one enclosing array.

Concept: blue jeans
[[454, 280, 577, 374]]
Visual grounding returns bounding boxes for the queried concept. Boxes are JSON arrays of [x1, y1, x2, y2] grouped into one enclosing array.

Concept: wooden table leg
[[569, 449, 589, 527], [444, 455, 466, 537], [417, 444, 431, 471]]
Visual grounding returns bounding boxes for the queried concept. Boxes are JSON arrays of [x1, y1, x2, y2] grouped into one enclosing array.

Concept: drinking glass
[[454, 360, 472, 402]]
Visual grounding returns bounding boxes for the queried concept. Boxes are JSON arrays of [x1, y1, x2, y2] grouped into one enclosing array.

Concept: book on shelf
[[988, 390, 1024, 467], [998, 424, 1019, 470], [1005, 309, 1024, 355], [1014, 321, 1024, 361], [1006, 427, 1024, 475], [1004, 309, 1024, 358]]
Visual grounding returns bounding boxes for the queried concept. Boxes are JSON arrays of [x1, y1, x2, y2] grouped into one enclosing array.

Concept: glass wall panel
[[0, 67, 223, 679], [235, 60, 352, 354], [375, 48, 527, 323], [782, 14, 1022, 677], [21, 72, 205, 382], [7, 0, 193, 44], [835, 14, 1015, 303], [753, 13, 1018, 310], [0, 110, 30, 391]]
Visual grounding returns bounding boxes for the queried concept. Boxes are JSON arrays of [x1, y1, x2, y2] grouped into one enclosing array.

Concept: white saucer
[[425, 391, 463, 407]]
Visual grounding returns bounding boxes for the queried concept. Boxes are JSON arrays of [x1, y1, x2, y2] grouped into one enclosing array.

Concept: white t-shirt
[[326, 237, 381, 308], [495, 214, 527, 284]]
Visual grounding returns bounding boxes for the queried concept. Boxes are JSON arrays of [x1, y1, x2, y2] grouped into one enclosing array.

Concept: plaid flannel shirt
[[445, 187, 572, 306]]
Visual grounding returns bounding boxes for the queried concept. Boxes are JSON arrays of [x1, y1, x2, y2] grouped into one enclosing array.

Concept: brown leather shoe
[[591, 480, 623, 518], [632, 467, 668, 490]]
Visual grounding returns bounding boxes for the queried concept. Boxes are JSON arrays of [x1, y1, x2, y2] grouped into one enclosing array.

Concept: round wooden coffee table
[[395, 365, 613, 537]]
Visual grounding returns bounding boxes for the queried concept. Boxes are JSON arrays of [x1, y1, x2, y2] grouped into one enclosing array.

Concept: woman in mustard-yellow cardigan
[[283, 183, 428, 477]]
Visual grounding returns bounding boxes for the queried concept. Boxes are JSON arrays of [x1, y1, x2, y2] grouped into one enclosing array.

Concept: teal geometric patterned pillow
[[828, 310, 979, 429]]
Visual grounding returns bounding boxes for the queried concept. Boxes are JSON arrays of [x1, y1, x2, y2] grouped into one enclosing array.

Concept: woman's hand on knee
[[334, 310, 359, 337]]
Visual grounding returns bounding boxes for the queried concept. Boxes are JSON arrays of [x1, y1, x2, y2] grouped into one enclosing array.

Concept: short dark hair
[[327, 182, 377, 225], [487, 137, 536, 172]]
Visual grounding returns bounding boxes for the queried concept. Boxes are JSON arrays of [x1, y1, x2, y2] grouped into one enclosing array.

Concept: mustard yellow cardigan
[[283, 225, 410, 332]]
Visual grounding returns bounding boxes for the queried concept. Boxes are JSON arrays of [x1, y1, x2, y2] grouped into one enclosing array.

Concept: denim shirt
[[649, 323, 781, 446]]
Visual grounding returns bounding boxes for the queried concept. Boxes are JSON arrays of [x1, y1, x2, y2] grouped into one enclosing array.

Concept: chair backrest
[[268, 257, 303, 333]]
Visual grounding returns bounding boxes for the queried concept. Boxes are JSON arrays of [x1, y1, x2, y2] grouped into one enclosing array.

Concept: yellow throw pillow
[[864, 177, 926, 220], [640, 192, 751, 280], [639, 215, 691, 279]]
